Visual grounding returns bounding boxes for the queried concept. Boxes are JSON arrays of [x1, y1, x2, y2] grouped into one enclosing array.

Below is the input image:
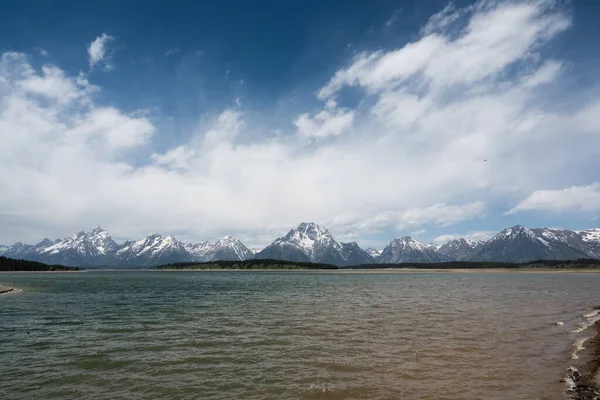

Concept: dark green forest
[[0, 256, 79, 271]]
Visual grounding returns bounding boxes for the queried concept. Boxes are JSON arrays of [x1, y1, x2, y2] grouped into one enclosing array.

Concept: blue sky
[[1, 0, 600, 248]]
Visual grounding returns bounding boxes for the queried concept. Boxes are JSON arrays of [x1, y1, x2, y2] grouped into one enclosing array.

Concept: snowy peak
[[379, 236, 451, 263], [40, 227, 118, 258], [495, 225, 536, 240], [438, 238, 482, 261], [365, 248, 381, 258], [578, 228, 600, 243], [280, 222, 340, 255], [114, 233, 191, 266], [202, 235, 253, 261], [250, 247, 264, 254], [117, 234, 184, 257], [184, 241, 213, 259], [390, 236, 429, 252], [258, 222, 370, 265]]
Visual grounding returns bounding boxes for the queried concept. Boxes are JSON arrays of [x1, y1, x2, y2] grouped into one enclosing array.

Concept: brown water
[[0, 270, 599, 399]]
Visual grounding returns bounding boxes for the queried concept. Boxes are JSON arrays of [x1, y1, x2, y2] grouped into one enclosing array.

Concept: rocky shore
[[568, 315, 600, 400]]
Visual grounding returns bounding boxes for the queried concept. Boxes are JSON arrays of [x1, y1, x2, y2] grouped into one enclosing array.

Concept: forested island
[[157, 258, 600, 270], [157, 259, 338, 270], [0, 256, 79, 272], [344, 259, 600, 269]]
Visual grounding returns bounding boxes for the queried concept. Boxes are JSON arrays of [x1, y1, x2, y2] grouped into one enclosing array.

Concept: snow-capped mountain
[[202, 236, 254, 262], [115, 234, 192, 266], [365, 247, 381, 259], [438, 238, 483, 261], [378, 236, 452, 263], [2, 241, 35, 258], [256, 223, 374, 266], [6, 228, 119, 266], [39, 227, 119, 264], [0, 228, 255, 267], [469, 225, 589, 262], [574, 228, 600, 258]]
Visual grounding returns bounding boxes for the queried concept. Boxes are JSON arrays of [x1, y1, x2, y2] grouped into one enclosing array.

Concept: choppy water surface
[[1, 270, 599, 399]]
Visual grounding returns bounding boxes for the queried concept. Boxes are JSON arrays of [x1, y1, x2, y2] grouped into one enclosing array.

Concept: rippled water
[[1, 270, 599, 399]]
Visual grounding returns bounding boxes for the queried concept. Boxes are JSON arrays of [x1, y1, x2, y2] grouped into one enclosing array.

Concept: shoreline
[[156, 267, 600, 273]]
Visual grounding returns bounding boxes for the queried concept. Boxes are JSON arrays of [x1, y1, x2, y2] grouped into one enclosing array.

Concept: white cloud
[[319, 0, 570, 97], [88, 33, 115, 69], [20, 65, 96, 104], [1, 1, 599, 247], [152, 146, 196, 170], [35, 48, 50, 57], [523, 59, 563, 87], [397, 202, 487, 228], [508, 183, 600, 214], [410, 228, 427, 237], [336, 202, 487, 238], [70, 107, 155, 149], [294, 107, 354, 140], [164, 48, 180, 57]]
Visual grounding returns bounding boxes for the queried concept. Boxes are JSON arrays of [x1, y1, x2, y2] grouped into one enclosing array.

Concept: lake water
[[1, 270, 599, 399]]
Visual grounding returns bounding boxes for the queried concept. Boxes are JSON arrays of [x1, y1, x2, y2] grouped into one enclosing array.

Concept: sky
[[1, 0, 600, 249]]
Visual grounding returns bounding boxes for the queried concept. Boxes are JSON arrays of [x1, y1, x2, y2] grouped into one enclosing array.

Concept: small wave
[[571, 315, 600, 333], [0, 287, 22, 296], [570, 337, 591, 360], [583, 309, 600, 318], [554, 321, 564, 326]]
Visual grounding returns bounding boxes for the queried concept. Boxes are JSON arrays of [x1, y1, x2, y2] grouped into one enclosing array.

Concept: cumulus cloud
[[1, 0, 600, 246], [508, 183, 600, 214], [88, 33, 115, 69]]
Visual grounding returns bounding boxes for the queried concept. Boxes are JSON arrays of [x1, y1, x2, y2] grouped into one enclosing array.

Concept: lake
[[1, 270, 599, 399]]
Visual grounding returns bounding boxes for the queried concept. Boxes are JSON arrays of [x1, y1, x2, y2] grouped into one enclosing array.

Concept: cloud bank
[[1, 0, 599, 247]]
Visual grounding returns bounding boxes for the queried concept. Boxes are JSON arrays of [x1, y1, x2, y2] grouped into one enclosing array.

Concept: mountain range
[[1, 223, 599, 267]]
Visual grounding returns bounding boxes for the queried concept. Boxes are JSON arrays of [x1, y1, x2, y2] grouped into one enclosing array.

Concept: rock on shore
[[0, 285, 15, 294]]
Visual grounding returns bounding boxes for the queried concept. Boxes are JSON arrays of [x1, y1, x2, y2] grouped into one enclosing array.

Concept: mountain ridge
[[1, 224, 599, 267]]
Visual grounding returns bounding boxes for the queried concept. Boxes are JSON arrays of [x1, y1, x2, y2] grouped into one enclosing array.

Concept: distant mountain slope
[[438, 239, 483, 261], [469, 226, 588, 262]]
